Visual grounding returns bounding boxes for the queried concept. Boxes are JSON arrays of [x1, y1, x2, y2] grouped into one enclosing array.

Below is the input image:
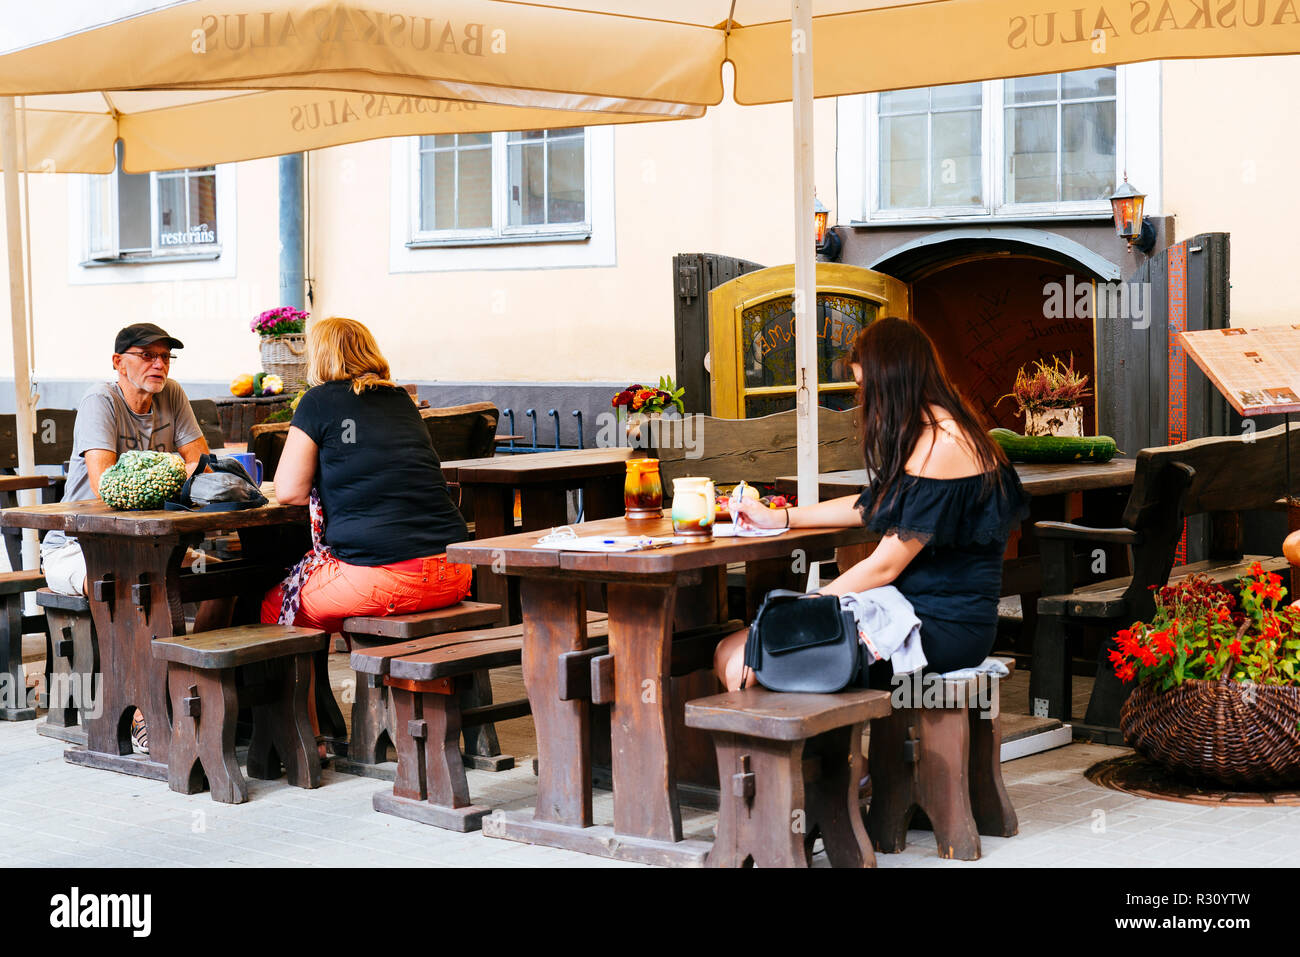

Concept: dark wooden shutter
[[1097, 232, 1232, 562], [673, 253, 764, 416]]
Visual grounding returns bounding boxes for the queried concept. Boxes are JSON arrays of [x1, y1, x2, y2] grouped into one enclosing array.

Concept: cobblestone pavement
[[1, 721, 1296, 868]]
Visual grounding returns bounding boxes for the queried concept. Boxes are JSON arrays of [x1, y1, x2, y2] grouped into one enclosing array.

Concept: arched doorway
[[871, 229, 1120, 434]]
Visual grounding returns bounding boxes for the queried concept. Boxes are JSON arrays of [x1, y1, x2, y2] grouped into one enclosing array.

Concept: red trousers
[[261, 553, 472, 635]]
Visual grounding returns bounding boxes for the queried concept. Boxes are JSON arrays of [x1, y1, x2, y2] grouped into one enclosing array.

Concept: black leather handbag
[[742, 589, 864, 693], [165, 454, 269, 512]]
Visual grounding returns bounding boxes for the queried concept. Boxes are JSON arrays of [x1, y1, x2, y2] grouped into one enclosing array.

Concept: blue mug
[[226, 452, 263, 486]]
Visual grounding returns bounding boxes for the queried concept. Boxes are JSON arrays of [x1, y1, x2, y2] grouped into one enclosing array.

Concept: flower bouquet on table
[[252, 306, 310, 392], [612, 375, 685, 447], [1114, 564, 1300, 786]]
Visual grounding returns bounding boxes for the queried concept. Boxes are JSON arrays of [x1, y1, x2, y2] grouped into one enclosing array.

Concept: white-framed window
[[839, 64, 1161, 225], [84, 142, 223, 263], [409, 128, 590, 245]]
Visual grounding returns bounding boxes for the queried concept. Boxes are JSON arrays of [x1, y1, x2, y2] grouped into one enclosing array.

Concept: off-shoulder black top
[[854, 464, 1031, 672]]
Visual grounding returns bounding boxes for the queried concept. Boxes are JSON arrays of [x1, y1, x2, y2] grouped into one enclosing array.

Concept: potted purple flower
[[251, 306, 309, 392]]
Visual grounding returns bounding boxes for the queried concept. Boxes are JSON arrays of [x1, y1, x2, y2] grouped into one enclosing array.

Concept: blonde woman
[[260, 316, 471, 634]]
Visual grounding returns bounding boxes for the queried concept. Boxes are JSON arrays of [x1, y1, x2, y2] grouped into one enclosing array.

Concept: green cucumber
[[990, 428, 1119, 464], [252, 372, 267, 396]]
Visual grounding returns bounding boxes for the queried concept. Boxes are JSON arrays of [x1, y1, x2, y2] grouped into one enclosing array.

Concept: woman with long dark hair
[[713, 317, 1030, 691]]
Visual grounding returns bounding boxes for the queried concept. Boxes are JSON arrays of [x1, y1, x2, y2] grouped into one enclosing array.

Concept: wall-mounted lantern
[[1109, 178, 1157, 254]]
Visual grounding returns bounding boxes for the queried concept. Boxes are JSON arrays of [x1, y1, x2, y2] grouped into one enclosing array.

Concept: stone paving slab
[[0, 720, 1296, 868]]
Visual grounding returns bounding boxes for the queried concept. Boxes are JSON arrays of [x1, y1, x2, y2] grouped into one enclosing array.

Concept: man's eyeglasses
[[123, 350, 177, 365]]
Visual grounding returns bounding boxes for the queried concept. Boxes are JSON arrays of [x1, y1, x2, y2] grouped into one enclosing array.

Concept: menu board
[[1176, 326, 1300, 416]]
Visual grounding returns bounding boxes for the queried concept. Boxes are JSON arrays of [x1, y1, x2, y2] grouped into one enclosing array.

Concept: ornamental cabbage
[[98, 450, 188, 511]]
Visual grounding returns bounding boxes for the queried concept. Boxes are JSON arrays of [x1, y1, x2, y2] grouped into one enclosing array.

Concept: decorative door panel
[[708, 264, 911, 419]]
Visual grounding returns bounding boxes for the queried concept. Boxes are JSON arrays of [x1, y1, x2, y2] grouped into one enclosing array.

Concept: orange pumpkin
[[230, 373, 255, 397]]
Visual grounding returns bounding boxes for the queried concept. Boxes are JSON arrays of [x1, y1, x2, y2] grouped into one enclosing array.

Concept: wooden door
[[706, 263, 911, 419], [673, 253, 766, 416]]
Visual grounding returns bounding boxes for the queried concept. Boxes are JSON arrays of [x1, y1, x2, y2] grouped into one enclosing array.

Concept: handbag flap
[[760, 595, 846, 655]]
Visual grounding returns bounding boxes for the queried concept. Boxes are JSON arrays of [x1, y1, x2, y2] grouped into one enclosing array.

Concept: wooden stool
[[0, 570, 48, 721], [685, 687, 893, 868], [339, 601, 501, 771], [353, 625, 533, 831], [151, 624, 328, 804], [35, 588, 98, 743], [865, 658, 1018, 861]]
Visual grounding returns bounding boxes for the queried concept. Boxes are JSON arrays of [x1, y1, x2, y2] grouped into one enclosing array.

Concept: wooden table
[[445, 448, 632, 623], [0, 495, 312, 780], [447, 514, 875, 866], [0, 474, 54, 571], [775, 460, 1138, 502]]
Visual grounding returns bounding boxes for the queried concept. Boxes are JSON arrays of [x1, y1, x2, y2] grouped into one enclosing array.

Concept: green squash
[[990, 428, 1119, 464]]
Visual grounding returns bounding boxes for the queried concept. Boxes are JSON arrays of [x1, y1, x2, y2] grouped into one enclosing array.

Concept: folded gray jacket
[[840, 586, 926, 675]]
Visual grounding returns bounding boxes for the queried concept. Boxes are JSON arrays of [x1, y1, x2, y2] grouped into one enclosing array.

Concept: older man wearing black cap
[[40, 323, 211, 599]]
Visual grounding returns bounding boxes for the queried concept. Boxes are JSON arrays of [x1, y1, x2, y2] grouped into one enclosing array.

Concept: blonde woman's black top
[[291, 381, 468, 566]]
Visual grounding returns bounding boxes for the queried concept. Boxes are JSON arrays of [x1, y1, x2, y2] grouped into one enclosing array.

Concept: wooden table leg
[[519, 486, 571, 532], [1017, 493, 1070, 659], [518, 577, 591, 827], [67, 536, 190, 780], [580, 475, 624, 521], [484, 575, 711, 866], [607, 580, 680, 843], [469, 484, 516, 626], [745, 555, 809, 620]]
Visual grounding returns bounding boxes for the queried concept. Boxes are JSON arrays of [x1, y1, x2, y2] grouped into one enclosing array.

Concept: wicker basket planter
[[1120, 678, 1300, 788], [259, 334, 308, 392]]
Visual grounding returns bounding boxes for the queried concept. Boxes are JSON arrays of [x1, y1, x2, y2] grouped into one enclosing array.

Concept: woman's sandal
[[130, 711, 149, 755]]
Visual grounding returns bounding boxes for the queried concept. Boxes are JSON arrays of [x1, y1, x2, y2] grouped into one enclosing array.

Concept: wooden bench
[[1032, 423, 1300, 740], [685, 687, 893, 868], [865, 659, 1018, 861], [34, 588, 97, 744], [337, 601, 503, 774], [0, 570, 48, 721], [152, 624, 328, 804], [351, 620, 570, 831]]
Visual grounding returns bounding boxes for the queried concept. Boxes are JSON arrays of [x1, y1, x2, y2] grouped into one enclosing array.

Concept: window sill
[[848, 213, 1116, 229], [406, 231, 592, 249], [79, 251, 223, 267]]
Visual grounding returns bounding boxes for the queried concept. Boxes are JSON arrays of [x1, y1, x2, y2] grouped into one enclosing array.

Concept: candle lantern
[[624, 458, 664, 520]]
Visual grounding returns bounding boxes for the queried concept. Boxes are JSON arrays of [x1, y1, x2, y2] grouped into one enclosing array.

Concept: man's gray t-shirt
[[44, 379, 203, 547]]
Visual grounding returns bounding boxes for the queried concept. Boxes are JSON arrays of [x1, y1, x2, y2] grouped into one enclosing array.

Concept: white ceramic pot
[[1024, 405, 1084, 437]]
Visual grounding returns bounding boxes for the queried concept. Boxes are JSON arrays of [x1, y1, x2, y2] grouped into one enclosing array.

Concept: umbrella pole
[[791, 0, 819, 515], [0, 97, 40, 572]]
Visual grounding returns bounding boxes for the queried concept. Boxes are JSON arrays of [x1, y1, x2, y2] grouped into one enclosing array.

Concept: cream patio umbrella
[[3, 0, 1299, 547], [0, 4, 711, 568]]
